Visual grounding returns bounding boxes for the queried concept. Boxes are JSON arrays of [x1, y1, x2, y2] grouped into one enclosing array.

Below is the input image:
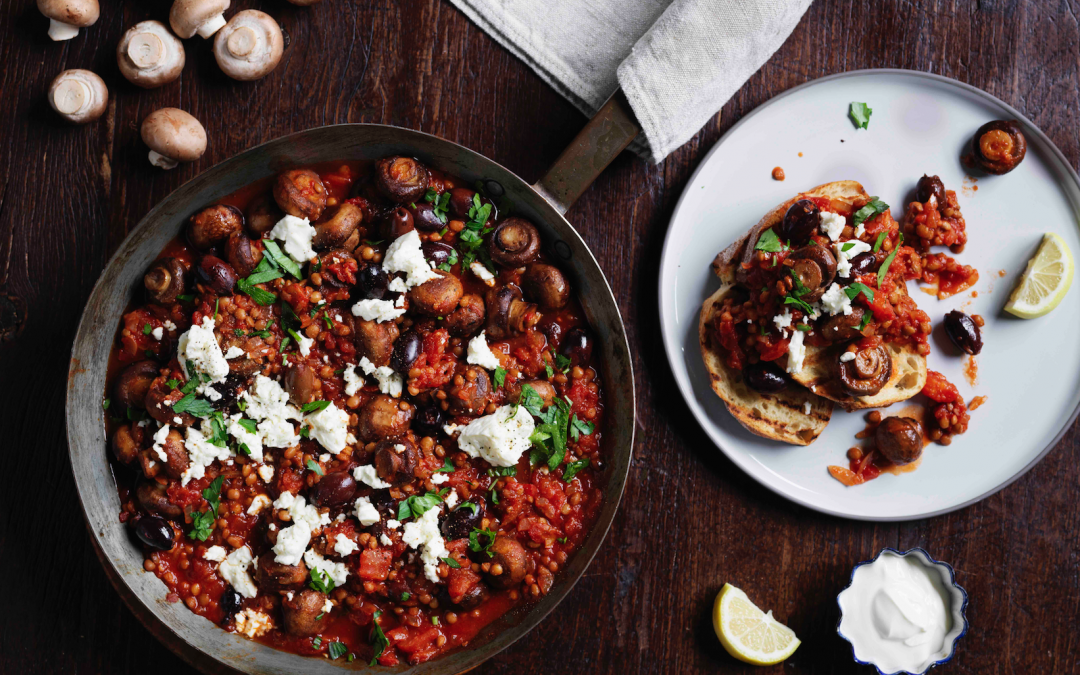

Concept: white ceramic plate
[[659, 70, 1080, 520]]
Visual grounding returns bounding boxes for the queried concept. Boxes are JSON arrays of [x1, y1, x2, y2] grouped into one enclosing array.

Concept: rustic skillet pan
[[66, 96, 639, 674]]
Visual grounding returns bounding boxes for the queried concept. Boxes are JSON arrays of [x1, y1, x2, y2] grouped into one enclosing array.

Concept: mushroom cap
[[117, 21, 186, 88], [48, 69, 108, 124], [141, 108, 207, 162], [213, 10, 284, 81], [169, 0, 230, 38], [37, 0, 99, 27]]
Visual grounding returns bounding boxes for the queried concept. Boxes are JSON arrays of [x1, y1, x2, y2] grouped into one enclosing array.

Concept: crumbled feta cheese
[[164, 320, 177, 332], [388, 277, 407, 293], [457, 405, 535, 468], [247, 494, 271, 515], [259, 416, 300, 449], [380, 533, 393, 546], [430, 472, 449, 485], [402, 507, 449, 583], [353, 464, 391, 489], [269, 215, 316, 264], [227, 413, 264, 463], [203, 545, 227, 562], [786, 329, 806, 374], [467, 331, 501, 370], [394, 294, 406, 308], [151, 424, 170, 463], [272, 493, 330, 564], [219, 546, 258, 598], [351, 298, 407, 323], [840, 351, 857, 363], [272, 526, 310, 566], [304, 549, 349, 587], [241, 375, 297, 421], [470, 261, 496, 286], [333, 533, 359, 557], [319, 453, 331, 463], [835, 239, 873, 278], [443, 423, 461, 436], [298, 335, 313, 357], [151, 327, 164, 341], [351, 357, 403, 397], [177, 316, 229, 384], [383, 230, 440, 289], [224, 346, 245, 359], [385, 519, 401, 530], [202, 385, 222, 402], [445, 491, 459, 509], [321, 598, 334, 614], [820, 283, 853, 316], [346, 433, 357, 446], [257, 464, 274, 483], [854, 222, 866, 238], [173, 416, 183, 425], [234, 609, 272, 638], [772, 310, 792, 332], [181, 423, 232, 485], [820, 212, 846, 241], [305, 402, 350, 453], [354, 496, 381, 525], [343, 364, 364, 396], [803, 401, 812, 415]]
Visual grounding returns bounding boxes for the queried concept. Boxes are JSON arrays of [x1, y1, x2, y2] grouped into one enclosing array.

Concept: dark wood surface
[[1, 0, 1077, 673]]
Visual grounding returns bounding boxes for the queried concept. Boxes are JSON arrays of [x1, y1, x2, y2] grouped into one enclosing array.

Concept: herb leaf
[[301, 400, 331, 413], [263, 240, 303, 279], [397, 492, 444, 521], [877, 234, 904, 286], [369, 610, 389, 666], [328, 641, 347, 660], [468, 528, 497, 557], [562, 458, 590, 482], [872, 231, 888, 253], [434, 458, 455, 473], [852, 197, 889, 228], [493, 367, 506, 388], [306, 458, 324, 476], [188, 509, 214, 541], [753, 228, 786, 253], [845, 282, 875, 302], [172, 394, 213, 417], [309, 567, 335, 594], [237, 418, 258, 434], [783, 295, 816, 315], [849, 101, 872, 129], [441, 556, 461, 569]]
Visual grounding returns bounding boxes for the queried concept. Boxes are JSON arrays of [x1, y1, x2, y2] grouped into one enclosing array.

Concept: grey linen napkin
[[448, 0, 812, 163]]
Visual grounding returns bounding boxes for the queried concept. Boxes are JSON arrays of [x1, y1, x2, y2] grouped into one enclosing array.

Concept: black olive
[[220, 586, 243, 619], [368, 489, 398, 518], [440, 501, 484, 540], [422, 242, 455, 267], [356, 263, 389, 300], [195, 255, 238, 296], [558, 327, 592, 367], [411, 202, 445, 232], [777, 199, 820, 246], [413, 404, 445, 438], [915, 175, 946, 205], [391, 331, 423, 373], [848, 252, 878, 277], [311, 471, 358, 508], [944, 310, 982, 355], [744, 361, 787, 393], [134, 515, 175, 551]]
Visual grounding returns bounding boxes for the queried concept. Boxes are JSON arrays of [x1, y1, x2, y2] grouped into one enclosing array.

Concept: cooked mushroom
[[224, 232, 263, 276], [357, 395, 413, 442], [373, 438, 419, 486], [785, 245, 836, 302], [136, 480, 183, 519], [354, 318, 399, 368], [145, 376, 195, 426], [115, 360, 160, 409], [141, 428, 189, 479], [312, 203, 362, 250], [141, 108, 207, 170], [48, 69, 107, 124], [284, 362, 317, 407], [521, 263, 570, 309], [485, 536, 527, 588], [256, 551, 308, 591], [38, 0, 98, 41], [195, 255, 238, 295], [820, 307, 869, 343], [274, 169, 327, 221], [144, 257, 187, 304], [489, 218, 540, 268], [117, 21, 186, 88], [245, 194, 282, 236], [875, 416, 924, 465], [447, 365, 491, 416], [837, 342, 892, 397], [213, 10, 284, 81], [375, 156, 429, 203], [508, 379, 556, 407], [444, 294, 486, 337], [282, 589, 328, 636], [188, 205, 243, 249], [484, 285, 539, 340], [169, 0, 230, 39], [972, 120, 1027, 175], [408, 270, 463, 317], [111, 424, 140, 464]]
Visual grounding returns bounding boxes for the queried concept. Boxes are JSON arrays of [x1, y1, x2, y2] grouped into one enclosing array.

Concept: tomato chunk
[[358, 549, 393, 581]]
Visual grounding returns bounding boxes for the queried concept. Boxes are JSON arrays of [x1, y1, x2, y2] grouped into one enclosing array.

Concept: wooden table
[[2, 0, 1076, 672]]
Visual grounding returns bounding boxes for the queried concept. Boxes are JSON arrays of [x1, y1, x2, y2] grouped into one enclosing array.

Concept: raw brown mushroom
[[117, 21, 186, 88], [38, 0, 99, 41], [141, 108, 207, 170], [213, 10, 284, 81], [169, 0, 230, 39], [48, 70, 107, 124]]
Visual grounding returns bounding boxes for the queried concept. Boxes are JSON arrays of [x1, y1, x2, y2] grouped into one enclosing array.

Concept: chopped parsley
[[142, 323, 152, 335], [487, 466, 516, 477], [852, 197, 889, 228], [309, 567, 335, 594], [305, 458, 324, 476], [434, 458, 456, 473], [783, 295, 816, 316], [171, 394, 213, 417], [858, 312, 873, 330], [188, 509, 215, 541], [328, 641, 348, 660], [753, 228, 786, 253], [877, 234, 904, 286], [845, 282, 875, 302], [369, 611, 389, 666], [457, 194, 495, 268], [397, 491, 446, 521], [102, 399, 111, 410], [263, 240, 302, 279], [176, 293, 195, 303], [872, 231, 888, 253], [441, 557, 461, 569], [437, 248, 459, 272], [236, 256, 283, 305], [562, 458, 590, 482], [493, 367, 507, 388], [569, 414, 594, 441], [457, 501, 479, 515], [849, 101, 872, 129], [555, 354, 572, 373], [301, 400, 331, 413], [468, 528, 497, 557], [424, 189, 451, 223], [237, 418, 258, 434], [400, 592, 410, 602]]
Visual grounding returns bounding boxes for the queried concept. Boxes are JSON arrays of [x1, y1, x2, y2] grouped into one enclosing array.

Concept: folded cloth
[[448, 0, 812, 163]]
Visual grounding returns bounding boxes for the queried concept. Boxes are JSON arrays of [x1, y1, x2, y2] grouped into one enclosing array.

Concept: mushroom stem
[[149, 150, 179, 170], [52, 79, 92, 115], [195, 12, 226, 38], [48, 18, 80, 40]]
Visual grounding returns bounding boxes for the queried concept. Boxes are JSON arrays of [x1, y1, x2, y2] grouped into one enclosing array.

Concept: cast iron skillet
[[66, 96, 639, 673]]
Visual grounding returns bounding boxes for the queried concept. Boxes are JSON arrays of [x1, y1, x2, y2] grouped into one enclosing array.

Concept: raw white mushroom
[[37, 0, 99, 41], [141, 108, 207, 170], [169, 0, 230, 39], [117, 21, 186, 88], [213, 10, 284, 81], [48, 69, 108, 124]]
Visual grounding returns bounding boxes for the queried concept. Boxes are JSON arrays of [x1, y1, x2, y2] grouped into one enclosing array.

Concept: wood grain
[[1, 0, 1077, 673]]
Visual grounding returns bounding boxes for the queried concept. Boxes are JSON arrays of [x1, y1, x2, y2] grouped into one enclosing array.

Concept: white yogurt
[[838, 551, 954, 674]]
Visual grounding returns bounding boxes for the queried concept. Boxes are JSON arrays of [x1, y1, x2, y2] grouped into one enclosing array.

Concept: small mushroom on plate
[[117, 21, 186, 88], [169, 0, 230, 39], [141, 108, 207, 170], [38, 0, 99, 41], [213, 10, 284, 81], [48, 70, 108, 124], [837, 341, 892, 397]]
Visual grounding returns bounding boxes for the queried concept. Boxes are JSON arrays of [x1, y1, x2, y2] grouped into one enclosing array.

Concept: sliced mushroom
[[224, 232, 263, 276], [312, 203, 362, 250], [785, 245, 836, 302], [38, 0, 99, 41], [117, 21, 186, 88], [489, 218, 540, 267], [141, 108, 207, 170], [484, 285, 539, 340], [375, 156, 429, 203], [48, 69, 107, 124], [819, 307, 868, 343], [213, 10, 284, 81], [169, 0, 230, 39], [521, 263, 570, 309], [144, 257, 187, 304], [274, 169, 327, 221], [837, 343, 892, 397], [188, 205, 243, 249]]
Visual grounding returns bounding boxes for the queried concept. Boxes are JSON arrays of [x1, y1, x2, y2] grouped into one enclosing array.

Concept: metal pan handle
[[532, 91, 640, 215]]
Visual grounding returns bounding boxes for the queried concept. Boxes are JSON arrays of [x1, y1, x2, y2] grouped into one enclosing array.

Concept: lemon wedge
[[712, 583, 800, 665], [1006, 232, 1074, 318]]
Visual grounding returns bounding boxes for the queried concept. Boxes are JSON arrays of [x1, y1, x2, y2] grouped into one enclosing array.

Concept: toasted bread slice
[[789, 341, 927, 412], [699, 285, 833, 445]]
